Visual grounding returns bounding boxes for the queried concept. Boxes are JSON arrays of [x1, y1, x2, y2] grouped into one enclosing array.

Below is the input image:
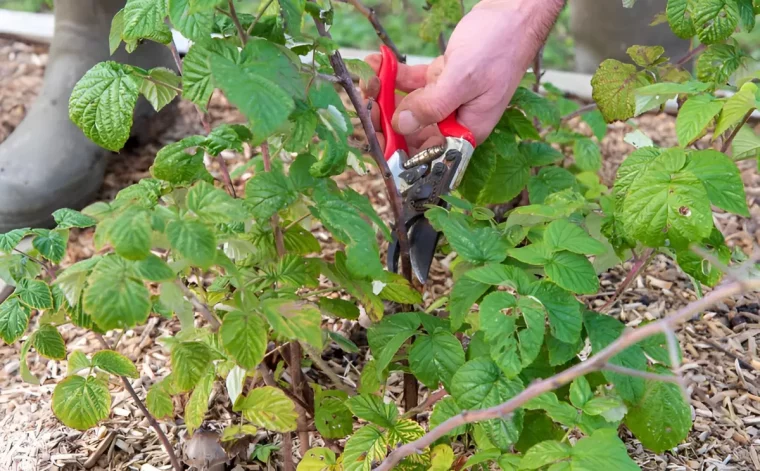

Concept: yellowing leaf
[[234, 386, 298, 432], [591, 59, 650, 122]]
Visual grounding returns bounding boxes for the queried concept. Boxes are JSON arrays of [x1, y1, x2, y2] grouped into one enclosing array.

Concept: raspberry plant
[[0, 0, 758, 470]]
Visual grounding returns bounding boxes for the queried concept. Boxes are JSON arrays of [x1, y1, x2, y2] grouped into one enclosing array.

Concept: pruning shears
[[377, 45, 477, 284]]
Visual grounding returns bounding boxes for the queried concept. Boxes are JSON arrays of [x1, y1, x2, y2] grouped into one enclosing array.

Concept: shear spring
[[402, 145, 446, 169]]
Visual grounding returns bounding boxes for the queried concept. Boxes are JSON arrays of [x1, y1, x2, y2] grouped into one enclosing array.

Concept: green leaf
[[464, 264, 534, 294], [31, 229, 66, 263], [260, 298, 323, 349], [573, 137, 602, 172], [429, 396, 467, 437], [0, 228, 27, 253], [429, 444, 455, 471], [530, 281, 582, 344], [52, 376, 111, 430], [278, 0, 305, 35], [520, 441, 571, 469], [84, 256, 151, 330], [245, 168, 298, 221], [171, 341, 214, 391], [511, 87, 560, 127], [182, 42, 217, 109], [524, 392, 579, 427], [53, 209, 97, 229], [92, 350, 139, 378], [667, 0, 697, 38], [151, 136, 211, 185], [426, 208, 508, 264], [545, 219, 606, 255], [0, 297, 31, 344], [234, 386, 298, 432], [32, 324, 66, 359], [297, 448, 338, 471], [347, 394, 398, 428], [451, 358, 524, 449], [139, 67, 179, 112], [694, 0, 739, 44], [122, 0, 171, 42], [166, 219, 217, 269], [16, 278, 53, 310], [146, 381, 174, 419], [622, 149, 713, 248], [135, 255, 175, 282], [528, 167, 578, 204], [545, 251, 600, 295], [409, 331, 465, 390], [449, 277, 489, 331], [503, 108, 540, 140], [318, 297, 359, 320], [367, 313, 420, 377], [67, 350, 91, 376], [185, 366, 214, 435], [731, 125, 760, 159], [685, 149, 749, 216], [570, 377, 593, 408], [676, 95, 724, 147], [187, 181, 247, 223], [375, 273, 423, 305], [109, 9, 126, 54], [591, 59, 651, 122], [519, 141, 562, 167], [570, 428, 639, 470], [211, 53, 294, 142], [315, 396, 353, 439], [108, 207, 152, 260], [584, 311, 647, 402], [221, 311, 267, 370], [715, 82, 757, 137], [69, 61, 140, 151], [696, 43, 747, 84], [459, 133, 529, 205], [343, 425, 387, 471], [625, 367, 692, 452], [626, 45, 666, 67], [169, 0, 214, 41]]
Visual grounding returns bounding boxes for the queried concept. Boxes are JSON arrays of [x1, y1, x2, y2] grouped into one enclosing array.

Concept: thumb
[[391, 68, 469, 136]]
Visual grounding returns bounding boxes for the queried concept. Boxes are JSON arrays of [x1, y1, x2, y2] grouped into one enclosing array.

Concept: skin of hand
[[361, 0, 565, 154]]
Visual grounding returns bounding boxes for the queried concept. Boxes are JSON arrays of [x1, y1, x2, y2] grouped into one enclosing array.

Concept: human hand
[[361, 0, 564, 152]]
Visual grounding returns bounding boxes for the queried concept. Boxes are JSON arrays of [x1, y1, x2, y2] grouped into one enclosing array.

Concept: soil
[[1, 36, 760, 471]]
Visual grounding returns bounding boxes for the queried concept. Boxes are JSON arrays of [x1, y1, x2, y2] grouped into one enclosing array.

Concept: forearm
[[473, 0, 565, 52]]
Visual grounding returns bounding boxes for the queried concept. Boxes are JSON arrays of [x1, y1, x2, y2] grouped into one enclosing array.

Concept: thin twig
[[311, 14, 413, 281], [373, 279, 760, 471], [601, 248, 656, 312], [13, 248, 56, 280], [95, 335, 182, 471], [227, 0, 248, 45], [176, 281, 222, 331], [721, 109, 754, 153], [169, 41, 183, 75], [261, 142, 286, 256], [532, 46, 544, 94], [302, 342, 356, 396], [437, 32, 448, 54], [344, 0, 405, 63], [284, 213, 311, 232], [283, 433, 295, 471], [561, 103, 598, 123], [401, 388, 447, 419], [676, 43, 706, 66], [288, 343, 310, 456], [247, 0, 275, 35], [602, 364, 685, 384]]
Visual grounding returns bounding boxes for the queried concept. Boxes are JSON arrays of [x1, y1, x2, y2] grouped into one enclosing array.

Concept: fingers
[[364, 53, 429, 93]]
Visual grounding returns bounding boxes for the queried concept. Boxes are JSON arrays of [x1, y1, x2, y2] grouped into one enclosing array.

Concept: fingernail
[[397, 110, 421, 134]]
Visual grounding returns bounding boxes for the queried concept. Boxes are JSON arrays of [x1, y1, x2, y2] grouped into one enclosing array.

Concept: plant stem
[[176, 280, 222, 331], [227, 0, 248, 45], [561, 102, 598, 123], [343, 0, 405, 63], [288, 343, 310, 457], [600, 248, 656, 312], [676, 43, 705, 66], [311, 14, 413, 282], [401, 388, 447, 419], [721, 109, 754, 153], [532, 46, 544, 94], [602, 363, 684, 384], [302, 342, 356, 396], [95, 334, 182, 471], [374, 278, 760, 470], [247, 0, 275, 35], [284, 212, 311, 231], [261, 142, 286, 257]]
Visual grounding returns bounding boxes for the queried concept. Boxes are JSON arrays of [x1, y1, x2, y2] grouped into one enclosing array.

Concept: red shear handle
[[378, 45, 408, 160], [438, 113, 476, 148], [377, 45, 477, 159]]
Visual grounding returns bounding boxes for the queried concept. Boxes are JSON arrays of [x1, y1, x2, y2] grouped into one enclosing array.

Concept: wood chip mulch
[[1, 37, 759, 471]]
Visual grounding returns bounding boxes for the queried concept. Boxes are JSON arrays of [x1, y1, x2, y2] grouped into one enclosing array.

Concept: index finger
[[365, 53, 429, 93]]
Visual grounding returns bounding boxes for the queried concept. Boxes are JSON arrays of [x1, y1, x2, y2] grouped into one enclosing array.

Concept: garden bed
[[0, 36, 759, 471]]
